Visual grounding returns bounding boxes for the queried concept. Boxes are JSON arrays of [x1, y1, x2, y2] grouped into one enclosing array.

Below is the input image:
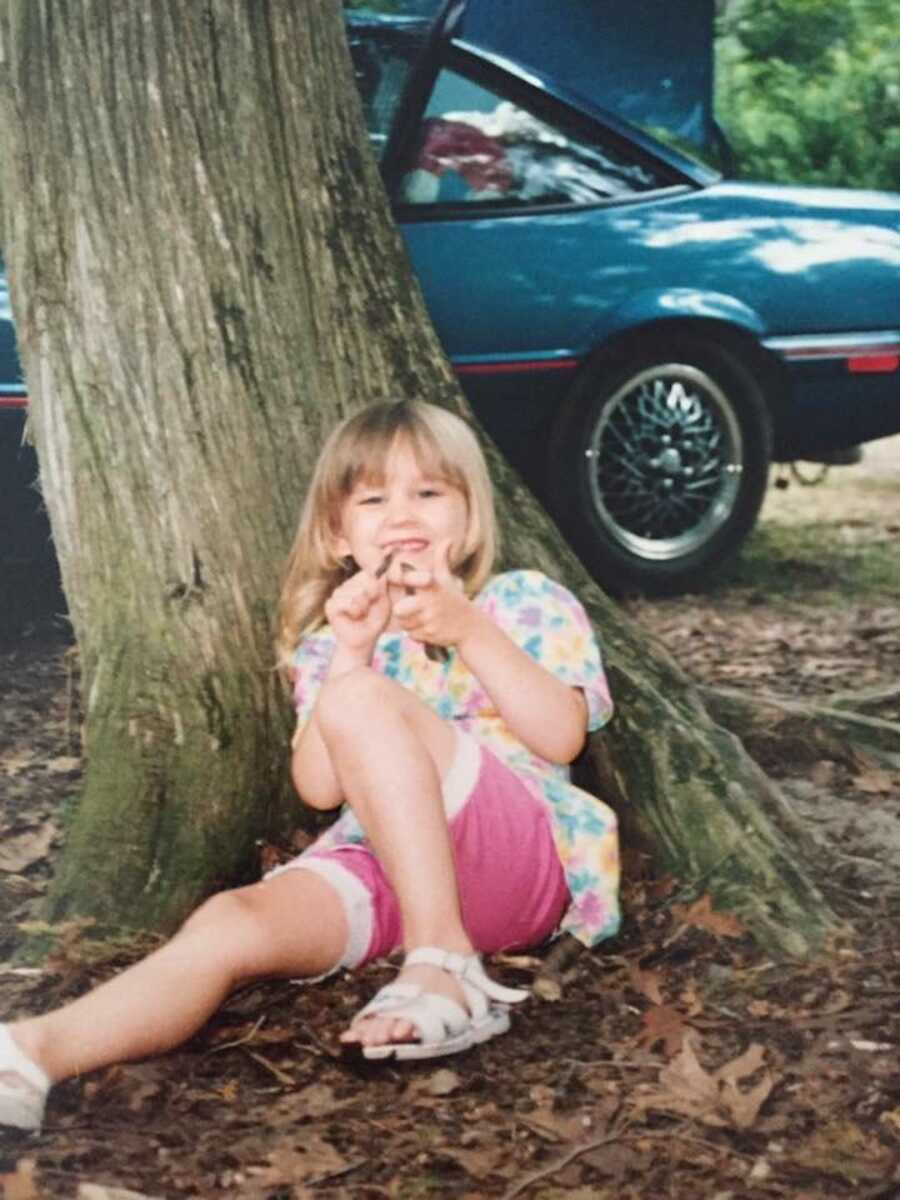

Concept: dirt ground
[[1, 438, 899, 1200]]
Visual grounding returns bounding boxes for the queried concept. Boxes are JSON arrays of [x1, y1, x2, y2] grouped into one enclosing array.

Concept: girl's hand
[[390, 539, 478, 650], [324, 561, 391, 661]]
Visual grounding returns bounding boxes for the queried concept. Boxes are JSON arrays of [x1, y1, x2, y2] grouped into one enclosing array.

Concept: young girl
[[0, 399, 619, 1132]]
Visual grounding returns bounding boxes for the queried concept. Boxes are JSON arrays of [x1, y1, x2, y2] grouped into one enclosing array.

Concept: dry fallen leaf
[[627, 962, 664, 1005], [519, 1104, 595, 1144], [631, 1035, 777, 1129], [716, 1043, 776, 1128], [654, 1035, 719, 1115], [440, 1140, 510, 1181], [852, 766, 896, 795], [637, 1004, 689, 1057], [292, 1082, 353, 1118], [244, 1138, 350, 1186], [671, 894, 744, 939]]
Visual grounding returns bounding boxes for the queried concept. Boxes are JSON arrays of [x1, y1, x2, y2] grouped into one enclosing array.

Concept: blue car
[[2, 1, 898, 596], [346, 0, 900, 591]]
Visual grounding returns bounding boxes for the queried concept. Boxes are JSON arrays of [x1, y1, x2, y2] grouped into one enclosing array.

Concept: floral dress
[[291, 569, 620, 947]]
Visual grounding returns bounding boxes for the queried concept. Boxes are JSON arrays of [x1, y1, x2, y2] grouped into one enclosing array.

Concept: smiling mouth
[[384, 540, 428, 553]]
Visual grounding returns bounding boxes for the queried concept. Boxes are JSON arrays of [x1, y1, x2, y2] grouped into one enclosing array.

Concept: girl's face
[[333, 439, 469, 576]]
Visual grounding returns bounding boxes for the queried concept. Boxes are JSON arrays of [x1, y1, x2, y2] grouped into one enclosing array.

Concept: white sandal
[[349, 947, 530, 1061], [0, 1024, 50, 1132]]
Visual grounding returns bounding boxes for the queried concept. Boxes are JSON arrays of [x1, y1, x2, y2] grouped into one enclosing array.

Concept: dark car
[[0, 265, 35, 559], [2, 2, 899, 596]]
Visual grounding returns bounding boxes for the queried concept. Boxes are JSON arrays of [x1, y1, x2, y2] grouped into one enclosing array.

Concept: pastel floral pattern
[[291, 570, 620, 947]]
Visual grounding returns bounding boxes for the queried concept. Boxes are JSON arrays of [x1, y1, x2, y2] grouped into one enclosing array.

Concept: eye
[[357, 493, 383, 506], [419, 485, 443, 498]]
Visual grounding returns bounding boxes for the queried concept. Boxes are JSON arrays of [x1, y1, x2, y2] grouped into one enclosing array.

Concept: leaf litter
[[3, 449, 900, 1197]]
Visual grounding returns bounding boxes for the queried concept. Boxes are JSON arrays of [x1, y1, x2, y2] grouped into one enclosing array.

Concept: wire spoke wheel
[[549, 338, 772, 593], [587, 363, 743, 561]]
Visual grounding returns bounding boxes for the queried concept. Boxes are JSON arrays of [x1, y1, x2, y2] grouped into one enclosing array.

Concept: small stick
[[374, 552, 393, 579], [400, 562, 449, 663]]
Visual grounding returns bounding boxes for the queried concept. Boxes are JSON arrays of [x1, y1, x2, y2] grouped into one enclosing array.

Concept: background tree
[[716, 0, 900, 189], [0, 0, 889, 957]]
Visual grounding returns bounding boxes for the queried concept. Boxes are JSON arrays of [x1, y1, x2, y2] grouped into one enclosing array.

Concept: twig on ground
[[244, 1048, 295, 1086], [502, 1122, 753, 1199], [500, 1129, 626, 1199], [208, 1015, 266, 1052]]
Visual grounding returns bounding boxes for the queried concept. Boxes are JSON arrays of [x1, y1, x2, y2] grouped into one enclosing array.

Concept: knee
[[316, 667, 396, 735], [181, 889, 270, 978]]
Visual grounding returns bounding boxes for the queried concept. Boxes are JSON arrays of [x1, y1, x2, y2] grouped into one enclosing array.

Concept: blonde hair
[[276, 400, 498, 670]]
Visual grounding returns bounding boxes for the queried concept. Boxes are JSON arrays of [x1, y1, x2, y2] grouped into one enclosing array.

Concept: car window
[[400, 69, 664, 206], [345, 18, 432, 156]]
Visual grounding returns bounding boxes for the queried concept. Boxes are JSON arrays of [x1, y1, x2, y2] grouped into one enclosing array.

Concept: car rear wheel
[[549, 337, 772, 594]]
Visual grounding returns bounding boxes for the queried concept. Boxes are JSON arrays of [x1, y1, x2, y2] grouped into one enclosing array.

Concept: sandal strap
[[354, 982, 469, 1043], [404, 948, 530, 1006], [0, 1027, 49, 1093]]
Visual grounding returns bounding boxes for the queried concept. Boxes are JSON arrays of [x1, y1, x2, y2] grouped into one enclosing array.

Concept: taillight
[[848, 355, 899, 373]]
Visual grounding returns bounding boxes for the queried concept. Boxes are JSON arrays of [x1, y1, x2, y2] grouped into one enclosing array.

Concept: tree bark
[[0, 0, 458, 931], [0, 0, 841, 956]]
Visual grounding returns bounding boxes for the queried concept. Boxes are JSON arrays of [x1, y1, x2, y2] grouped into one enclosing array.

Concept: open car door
[[344, 0, 718, 161]]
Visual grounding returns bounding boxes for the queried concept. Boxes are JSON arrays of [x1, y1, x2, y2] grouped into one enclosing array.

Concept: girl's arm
[[291, 720, 341, 811], [290, 643, 368, 810], [392, 552, 590, 764], [291, 565, 392, 809], [457, 607, 589, 764]]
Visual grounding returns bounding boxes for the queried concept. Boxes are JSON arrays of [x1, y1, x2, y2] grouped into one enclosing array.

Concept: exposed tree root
[[826, 683, 900, 715], [699, 686, 900, 769]]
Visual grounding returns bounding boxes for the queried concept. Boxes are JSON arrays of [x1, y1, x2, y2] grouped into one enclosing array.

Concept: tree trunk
[[0, 0, 840, 956], [0, 0, 458, 931]]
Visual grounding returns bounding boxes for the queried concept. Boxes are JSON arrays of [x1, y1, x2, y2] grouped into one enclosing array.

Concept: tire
[[549, 336, 772, 595]]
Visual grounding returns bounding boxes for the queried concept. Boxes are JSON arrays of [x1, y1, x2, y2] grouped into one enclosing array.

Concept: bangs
[[330, 411, 467, 502]]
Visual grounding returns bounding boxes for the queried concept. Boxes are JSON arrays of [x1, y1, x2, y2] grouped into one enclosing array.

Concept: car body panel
[[398, 179, 900, 454]]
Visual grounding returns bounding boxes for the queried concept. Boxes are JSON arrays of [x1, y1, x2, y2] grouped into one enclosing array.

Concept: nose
[[384, 490, 416, 525]]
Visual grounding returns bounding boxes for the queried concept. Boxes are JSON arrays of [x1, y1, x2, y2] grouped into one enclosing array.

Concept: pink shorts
[[268, 731, 569, 973]]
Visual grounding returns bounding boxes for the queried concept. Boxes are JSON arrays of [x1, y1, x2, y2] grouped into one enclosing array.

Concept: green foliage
[[716, 0, 900, 190]]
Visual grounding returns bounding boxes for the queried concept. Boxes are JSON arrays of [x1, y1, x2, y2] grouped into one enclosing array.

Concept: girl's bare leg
[[313, 668, 474, 1047], [8, 869, 347, 1084]]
